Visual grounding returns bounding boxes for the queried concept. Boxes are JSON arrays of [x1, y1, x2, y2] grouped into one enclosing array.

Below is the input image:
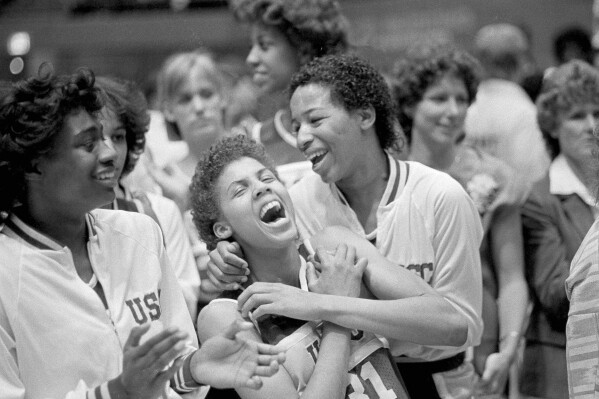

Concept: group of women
[[1, 0, 599, 398]]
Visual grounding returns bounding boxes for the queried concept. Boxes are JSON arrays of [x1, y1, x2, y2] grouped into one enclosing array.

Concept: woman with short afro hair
[[228, 0, 349, 177]]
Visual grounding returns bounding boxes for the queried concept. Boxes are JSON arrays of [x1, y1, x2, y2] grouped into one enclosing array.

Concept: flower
[[466, 173, 499, 215]]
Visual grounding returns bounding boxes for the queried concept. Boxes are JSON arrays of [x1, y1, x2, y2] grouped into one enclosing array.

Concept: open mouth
[[259, 200, 286, 224], [306, 150, 327, 166]]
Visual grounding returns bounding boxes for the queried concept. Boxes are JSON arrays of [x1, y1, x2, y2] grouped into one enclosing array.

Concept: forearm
[[317, 294, 468, 347], [496, 279, 528, 359], [302, 323, 351, 399]]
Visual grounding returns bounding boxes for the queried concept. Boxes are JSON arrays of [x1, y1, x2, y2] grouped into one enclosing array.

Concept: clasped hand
[[237, 243, 367, 320]]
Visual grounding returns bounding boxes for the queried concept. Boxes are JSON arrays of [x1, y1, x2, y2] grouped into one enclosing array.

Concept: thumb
[[221, 319, 253, 340], [124, 323, 151, 349], [306, 261, 319, 285], [314, 247, 332, 268]]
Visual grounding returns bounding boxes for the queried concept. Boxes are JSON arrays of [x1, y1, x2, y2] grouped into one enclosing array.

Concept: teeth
[[306, 150, 327, 162], [260, 200, 281, 219], [96, 172, 115, 180]]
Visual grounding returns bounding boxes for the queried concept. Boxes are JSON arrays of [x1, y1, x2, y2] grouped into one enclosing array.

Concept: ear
[[213, 221, 233, 240], [357, 106, 376, 131]]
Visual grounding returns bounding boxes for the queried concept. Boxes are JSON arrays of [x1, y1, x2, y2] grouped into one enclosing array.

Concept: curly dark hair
[[289, 54, 401, 151], [536, 60, 599, 158], [231, 0, 348, 65], [190, 135, 278, 250], [96, 76, 150, 176], [392, 43, 480, 143], [0, 67, 103, 223]]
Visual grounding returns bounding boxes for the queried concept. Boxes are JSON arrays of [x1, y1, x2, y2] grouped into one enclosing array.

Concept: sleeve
[[0, 299, 129, 399], [149, 219, 204, 394], [430, 176, 484, 349], [149, 194, 201, 323], [521, 188, 571, 331], [565, 222, 599, 398]]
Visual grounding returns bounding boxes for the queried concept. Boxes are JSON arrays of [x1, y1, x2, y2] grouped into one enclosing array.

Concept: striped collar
[[2, 212, 97, 251], [330, 152, 409, 208]]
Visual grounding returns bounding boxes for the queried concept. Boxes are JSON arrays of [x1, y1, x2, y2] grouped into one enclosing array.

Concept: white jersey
[[289, 155, 483, 361], [0, 210, 200, 399], [209, 257, 409, 398]]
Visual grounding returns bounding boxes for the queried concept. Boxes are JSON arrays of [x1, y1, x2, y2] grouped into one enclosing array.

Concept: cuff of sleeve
[[171, 350, 205, 393], [106, 378, 128, 399]]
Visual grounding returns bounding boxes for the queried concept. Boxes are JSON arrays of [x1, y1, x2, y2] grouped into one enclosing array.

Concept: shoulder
[[406, 161, 470, 204], [289, 173, 328, 204], [566, 219, 599, 302], [89, 209, 163, 249], [197, 299, 241, 340]]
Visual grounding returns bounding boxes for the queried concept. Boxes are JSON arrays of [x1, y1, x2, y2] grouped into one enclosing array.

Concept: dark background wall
[[0, 0, 593, 87]]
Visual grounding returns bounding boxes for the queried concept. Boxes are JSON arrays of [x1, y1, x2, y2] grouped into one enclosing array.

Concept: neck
[[257, 90, 289, 122], [565, 154, 595, 191], [242, 243, 301, 288], [336, 146, 389, 211], [409, 135, 457, 172], [16, 200, 88, 250]]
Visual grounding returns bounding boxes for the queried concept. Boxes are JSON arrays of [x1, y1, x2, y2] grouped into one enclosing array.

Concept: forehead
[[250, 23, 288, 43], [218, 157, 267, 186], [427, 73, 468, 92], [290, 84, 339, 113]]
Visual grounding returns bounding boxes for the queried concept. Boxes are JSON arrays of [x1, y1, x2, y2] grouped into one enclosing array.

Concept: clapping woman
[[0, 69, 283, 398]]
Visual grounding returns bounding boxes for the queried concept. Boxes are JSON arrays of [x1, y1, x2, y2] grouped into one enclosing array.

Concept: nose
[[253, 181, 272, 199], [446, 97, 460, 116], [246, 45, 259, 68], [99, 137, 117, 164], [296, 125, 314, 152], [585, 113, 597, 133], [191, 95, 206, 114]]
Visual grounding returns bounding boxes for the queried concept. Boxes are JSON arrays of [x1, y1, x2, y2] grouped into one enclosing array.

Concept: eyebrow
[[226, 167, 270, 192]]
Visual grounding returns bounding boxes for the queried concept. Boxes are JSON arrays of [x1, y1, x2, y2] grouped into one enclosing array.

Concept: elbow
[[444, 312, 469, 347]]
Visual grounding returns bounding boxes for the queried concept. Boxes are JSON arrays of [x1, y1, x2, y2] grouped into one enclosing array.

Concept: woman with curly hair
[[392, 42, 529, 397], [206, 54, 484, 399], [522, 60, 599, 399], [229, 0, 349, 181], [95, 76, 201, 321], [193, 134, 423, 399], [0, 68, 285, 398]]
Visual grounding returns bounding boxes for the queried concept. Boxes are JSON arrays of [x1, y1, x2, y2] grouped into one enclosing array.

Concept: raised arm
[[197, 301, 350, 399]]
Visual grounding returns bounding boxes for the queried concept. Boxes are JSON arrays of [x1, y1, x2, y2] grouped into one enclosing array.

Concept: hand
[[120, 324, 189, 399], [475, 351, 512, 395], [206, 241, 249, 291], [237, 282, 321, 320], [192, 319, 286, 389], [308, 244, 367, 297]]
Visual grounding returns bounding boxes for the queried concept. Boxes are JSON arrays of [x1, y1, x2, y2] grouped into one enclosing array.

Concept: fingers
[[239, 293, 272, 319], [305, 261, 319, 285], [148, 333, 188, 371], [221, 319, 253, 340], [314, 247, 333, 266], [255, 342, 286, 359], [355, 257, 368, 273], [253, 360, 281, 377], [124, 323, 151, 350], [334, 243, 348, 263], [136, 328, 188, 364], [237, 282, 275, 310], [244, 375, 264, 390], [215, 241, 249, 270]]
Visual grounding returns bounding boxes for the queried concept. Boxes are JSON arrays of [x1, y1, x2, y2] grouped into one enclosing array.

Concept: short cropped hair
[[156, 49, 227, 137], [231, 0, 348, 65], [96, 76, 150, 176], [0, 68, 103, 222], [190, 135, 278, 250], [474, 23, 529, 79], [392, 43, 480, 143], [290, 54, 401, 151], [536, 60, 599, 158], [554, 27, 592, 65]]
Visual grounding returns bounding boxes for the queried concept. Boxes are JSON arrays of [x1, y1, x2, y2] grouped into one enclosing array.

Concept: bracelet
[[500, 331, 520, 342]]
